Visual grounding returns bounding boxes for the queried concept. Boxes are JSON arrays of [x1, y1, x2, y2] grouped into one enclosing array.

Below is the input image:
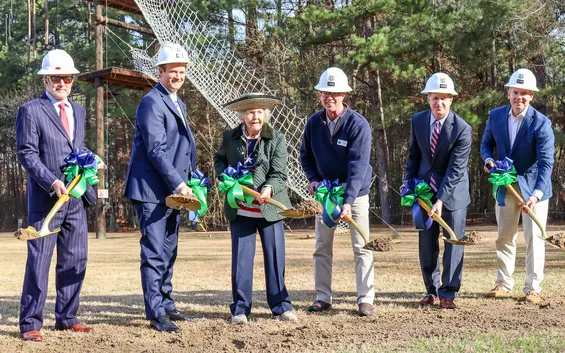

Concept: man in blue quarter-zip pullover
[[300, 67, 374, 317]]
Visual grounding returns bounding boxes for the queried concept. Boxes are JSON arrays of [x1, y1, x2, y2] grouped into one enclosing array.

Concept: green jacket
[[214, 123, 291, 222]]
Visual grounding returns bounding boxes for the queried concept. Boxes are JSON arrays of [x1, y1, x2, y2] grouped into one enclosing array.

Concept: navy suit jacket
[[480, 105, 554, 201], [124, 83, 196, 204], [16, 93, 97, 213], [405, 110, 472, 211]]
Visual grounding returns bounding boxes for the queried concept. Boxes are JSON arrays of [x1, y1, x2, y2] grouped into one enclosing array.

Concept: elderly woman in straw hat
[[214, 93, 297, 324]]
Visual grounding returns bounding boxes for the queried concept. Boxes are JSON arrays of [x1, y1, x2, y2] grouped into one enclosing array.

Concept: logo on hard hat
[[176, 53, 183, 58], [517, 73, 524, 84], [439, 77, 447, 89], [327, 74, 336, 86]]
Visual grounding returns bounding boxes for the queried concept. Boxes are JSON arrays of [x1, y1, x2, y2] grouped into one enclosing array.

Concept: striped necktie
[[429, 120, 441, 192]]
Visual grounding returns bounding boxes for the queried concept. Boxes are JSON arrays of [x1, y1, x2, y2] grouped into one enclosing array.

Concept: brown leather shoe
[[525, 290, 542, 304], [485, 285, 510, 298], [307, 300, 331, 312], [440, 298, 457, 309], [419, 295, 440, 306], [57, 323, 93, 333], [21, 330, 43, 341], [358, 303, 374, 317]]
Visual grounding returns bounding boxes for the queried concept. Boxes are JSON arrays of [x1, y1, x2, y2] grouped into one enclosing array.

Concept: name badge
[[337, 139, 348, 147]]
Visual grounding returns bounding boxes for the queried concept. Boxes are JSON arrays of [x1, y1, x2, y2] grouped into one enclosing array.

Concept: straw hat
[[223, 93, 281, 111]]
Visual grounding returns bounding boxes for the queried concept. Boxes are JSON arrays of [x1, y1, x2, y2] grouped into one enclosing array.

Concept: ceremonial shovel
[[14, 174, 83, 241], [238, 185, 370, 244], [416, 197, 476, 246], [503, 184, 559, 247]]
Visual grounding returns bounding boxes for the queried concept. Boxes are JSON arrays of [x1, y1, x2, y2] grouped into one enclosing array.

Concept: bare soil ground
[[1, 226, 565, 352]]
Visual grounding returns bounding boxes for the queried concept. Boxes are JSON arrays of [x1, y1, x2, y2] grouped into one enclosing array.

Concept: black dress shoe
[[358, 303, 374, 317], [166, 309, 202, 322], [150, 315, 180, 333], [307, 300, 332, 312]]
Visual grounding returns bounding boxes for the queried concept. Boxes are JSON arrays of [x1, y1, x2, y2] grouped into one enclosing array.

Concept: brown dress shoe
[[440, 298, 457, 309], [21, 330, 43, 341], [525, 291, 542, 304], [419, 295, 440, 306], [358, 303, 374, 317], [485, 285, 510, 298], [307, 300, 332, 312], [57, 323, 93, 333]]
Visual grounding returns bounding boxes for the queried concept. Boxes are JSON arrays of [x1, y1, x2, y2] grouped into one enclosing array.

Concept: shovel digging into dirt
[[416, 197, 479, 246], [504, 184, 565, 250], [14, 174, 83, 241]]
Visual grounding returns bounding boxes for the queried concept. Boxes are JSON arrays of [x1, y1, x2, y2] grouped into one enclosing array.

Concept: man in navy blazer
[[124, 43, 198, 333], [481, 69, 554, 304], [16, 49, 101, 341], [404, 73, 472, 309]]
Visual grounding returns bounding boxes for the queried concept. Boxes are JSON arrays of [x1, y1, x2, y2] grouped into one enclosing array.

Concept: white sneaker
[[276, 311, 298, 322], [231, 314, 248, 325]]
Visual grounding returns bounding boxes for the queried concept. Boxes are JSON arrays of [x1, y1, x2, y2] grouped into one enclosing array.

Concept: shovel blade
[[37, 227, 61, 238], [166, 195, 201, 211], [278, 209, 315, 219], [14, 226, 40, 241]]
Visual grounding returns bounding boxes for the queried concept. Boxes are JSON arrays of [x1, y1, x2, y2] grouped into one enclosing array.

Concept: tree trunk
[[44, 0, 49, 46], [245, 4, 262, 66]]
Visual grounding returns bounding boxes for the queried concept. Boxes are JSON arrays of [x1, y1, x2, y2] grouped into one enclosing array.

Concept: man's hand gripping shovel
[[14, 174, 83, 240]]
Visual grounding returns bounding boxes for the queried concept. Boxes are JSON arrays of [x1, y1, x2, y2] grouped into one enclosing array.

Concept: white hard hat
[[155, 43, 191, 67], [421, 72, 458, 95], [505, 68, 539, 92], [37, 49, 80, 75], [314, 67, 352, 92]]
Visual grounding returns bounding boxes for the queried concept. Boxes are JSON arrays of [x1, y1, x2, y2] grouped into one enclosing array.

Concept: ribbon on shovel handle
[[62, 149, 100, 198], [314, 179, 344, 228], [400, 178, 434, 231], [186, 169, 210, 216], [218, 162, 255, 209], [488, 157, 518, 206]]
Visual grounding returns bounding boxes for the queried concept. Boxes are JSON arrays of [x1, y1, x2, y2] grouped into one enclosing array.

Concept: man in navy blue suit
[[481, 69, 555, 304], [404, 73, 472, 309], [16, 49, 103, 341], [125, 43, 198, 333]]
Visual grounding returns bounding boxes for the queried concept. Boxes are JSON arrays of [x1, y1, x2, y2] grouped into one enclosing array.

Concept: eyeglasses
[[320, 92, 346, 98], [49, 76, 74, 84]]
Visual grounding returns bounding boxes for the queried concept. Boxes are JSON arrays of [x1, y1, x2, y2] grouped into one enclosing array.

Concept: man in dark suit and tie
[[16, 49, 102, 341], [404, 72, 472, 309], [481, 69, 554, 304], [125, 43, 198, 333]]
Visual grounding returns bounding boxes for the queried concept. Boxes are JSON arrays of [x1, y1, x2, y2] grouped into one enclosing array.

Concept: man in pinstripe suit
[[16, 49, 103, 341]]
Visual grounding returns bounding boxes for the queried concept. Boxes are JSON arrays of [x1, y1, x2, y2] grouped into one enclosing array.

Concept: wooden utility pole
[[44, 0, 49, 46], [95, 0, 106, 239]]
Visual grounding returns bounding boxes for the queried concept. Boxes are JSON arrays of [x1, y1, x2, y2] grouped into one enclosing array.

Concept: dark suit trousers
[[20, 197, 88, 333], [133, 201, 179, 320], [230, 216, 292, 317], [418, 206, 466, 300]]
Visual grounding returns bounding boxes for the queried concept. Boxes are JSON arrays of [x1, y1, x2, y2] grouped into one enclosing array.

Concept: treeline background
[[0, 0, 564, 231]]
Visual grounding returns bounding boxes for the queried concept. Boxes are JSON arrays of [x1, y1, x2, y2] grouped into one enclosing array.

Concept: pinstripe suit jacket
[[16, 93, 97, 213]]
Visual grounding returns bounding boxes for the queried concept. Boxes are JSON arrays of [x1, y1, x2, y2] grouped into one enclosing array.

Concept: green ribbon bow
[[218, 173, 255, 209], [63, 163, 100, 199], [400, 182, 434, 209], [186, 177, 208, 216], [314, 180, 344, 228], [488, 165, 518, 203]]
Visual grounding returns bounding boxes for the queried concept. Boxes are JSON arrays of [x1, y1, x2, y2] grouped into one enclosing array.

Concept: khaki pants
[[494, 187, 548, 294], [313, 194, 374, 305]]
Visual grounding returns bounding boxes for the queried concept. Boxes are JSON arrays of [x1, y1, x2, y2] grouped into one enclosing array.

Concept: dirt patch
[[294, 200, 322, 214], [459, 230, 481, 244], [13, 226, 39, 240], [363, 236, 393, 252], [545, 232, 565, 249]]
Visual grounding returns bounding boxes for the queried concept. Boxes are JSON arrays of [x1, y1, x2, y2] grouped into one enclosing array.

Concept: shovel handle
[[416, 198, 458, 241], [505, 184, 547, 239], [240, 185, 289, 211], [343, 214, 370, 244], [37, 174, 83, 235]]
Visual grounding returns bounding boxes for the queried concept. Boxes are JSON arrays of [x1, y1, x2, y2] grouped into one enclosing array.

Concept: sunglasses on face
[[49, 76, 74, 84], [320, 92, 345, 98]]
